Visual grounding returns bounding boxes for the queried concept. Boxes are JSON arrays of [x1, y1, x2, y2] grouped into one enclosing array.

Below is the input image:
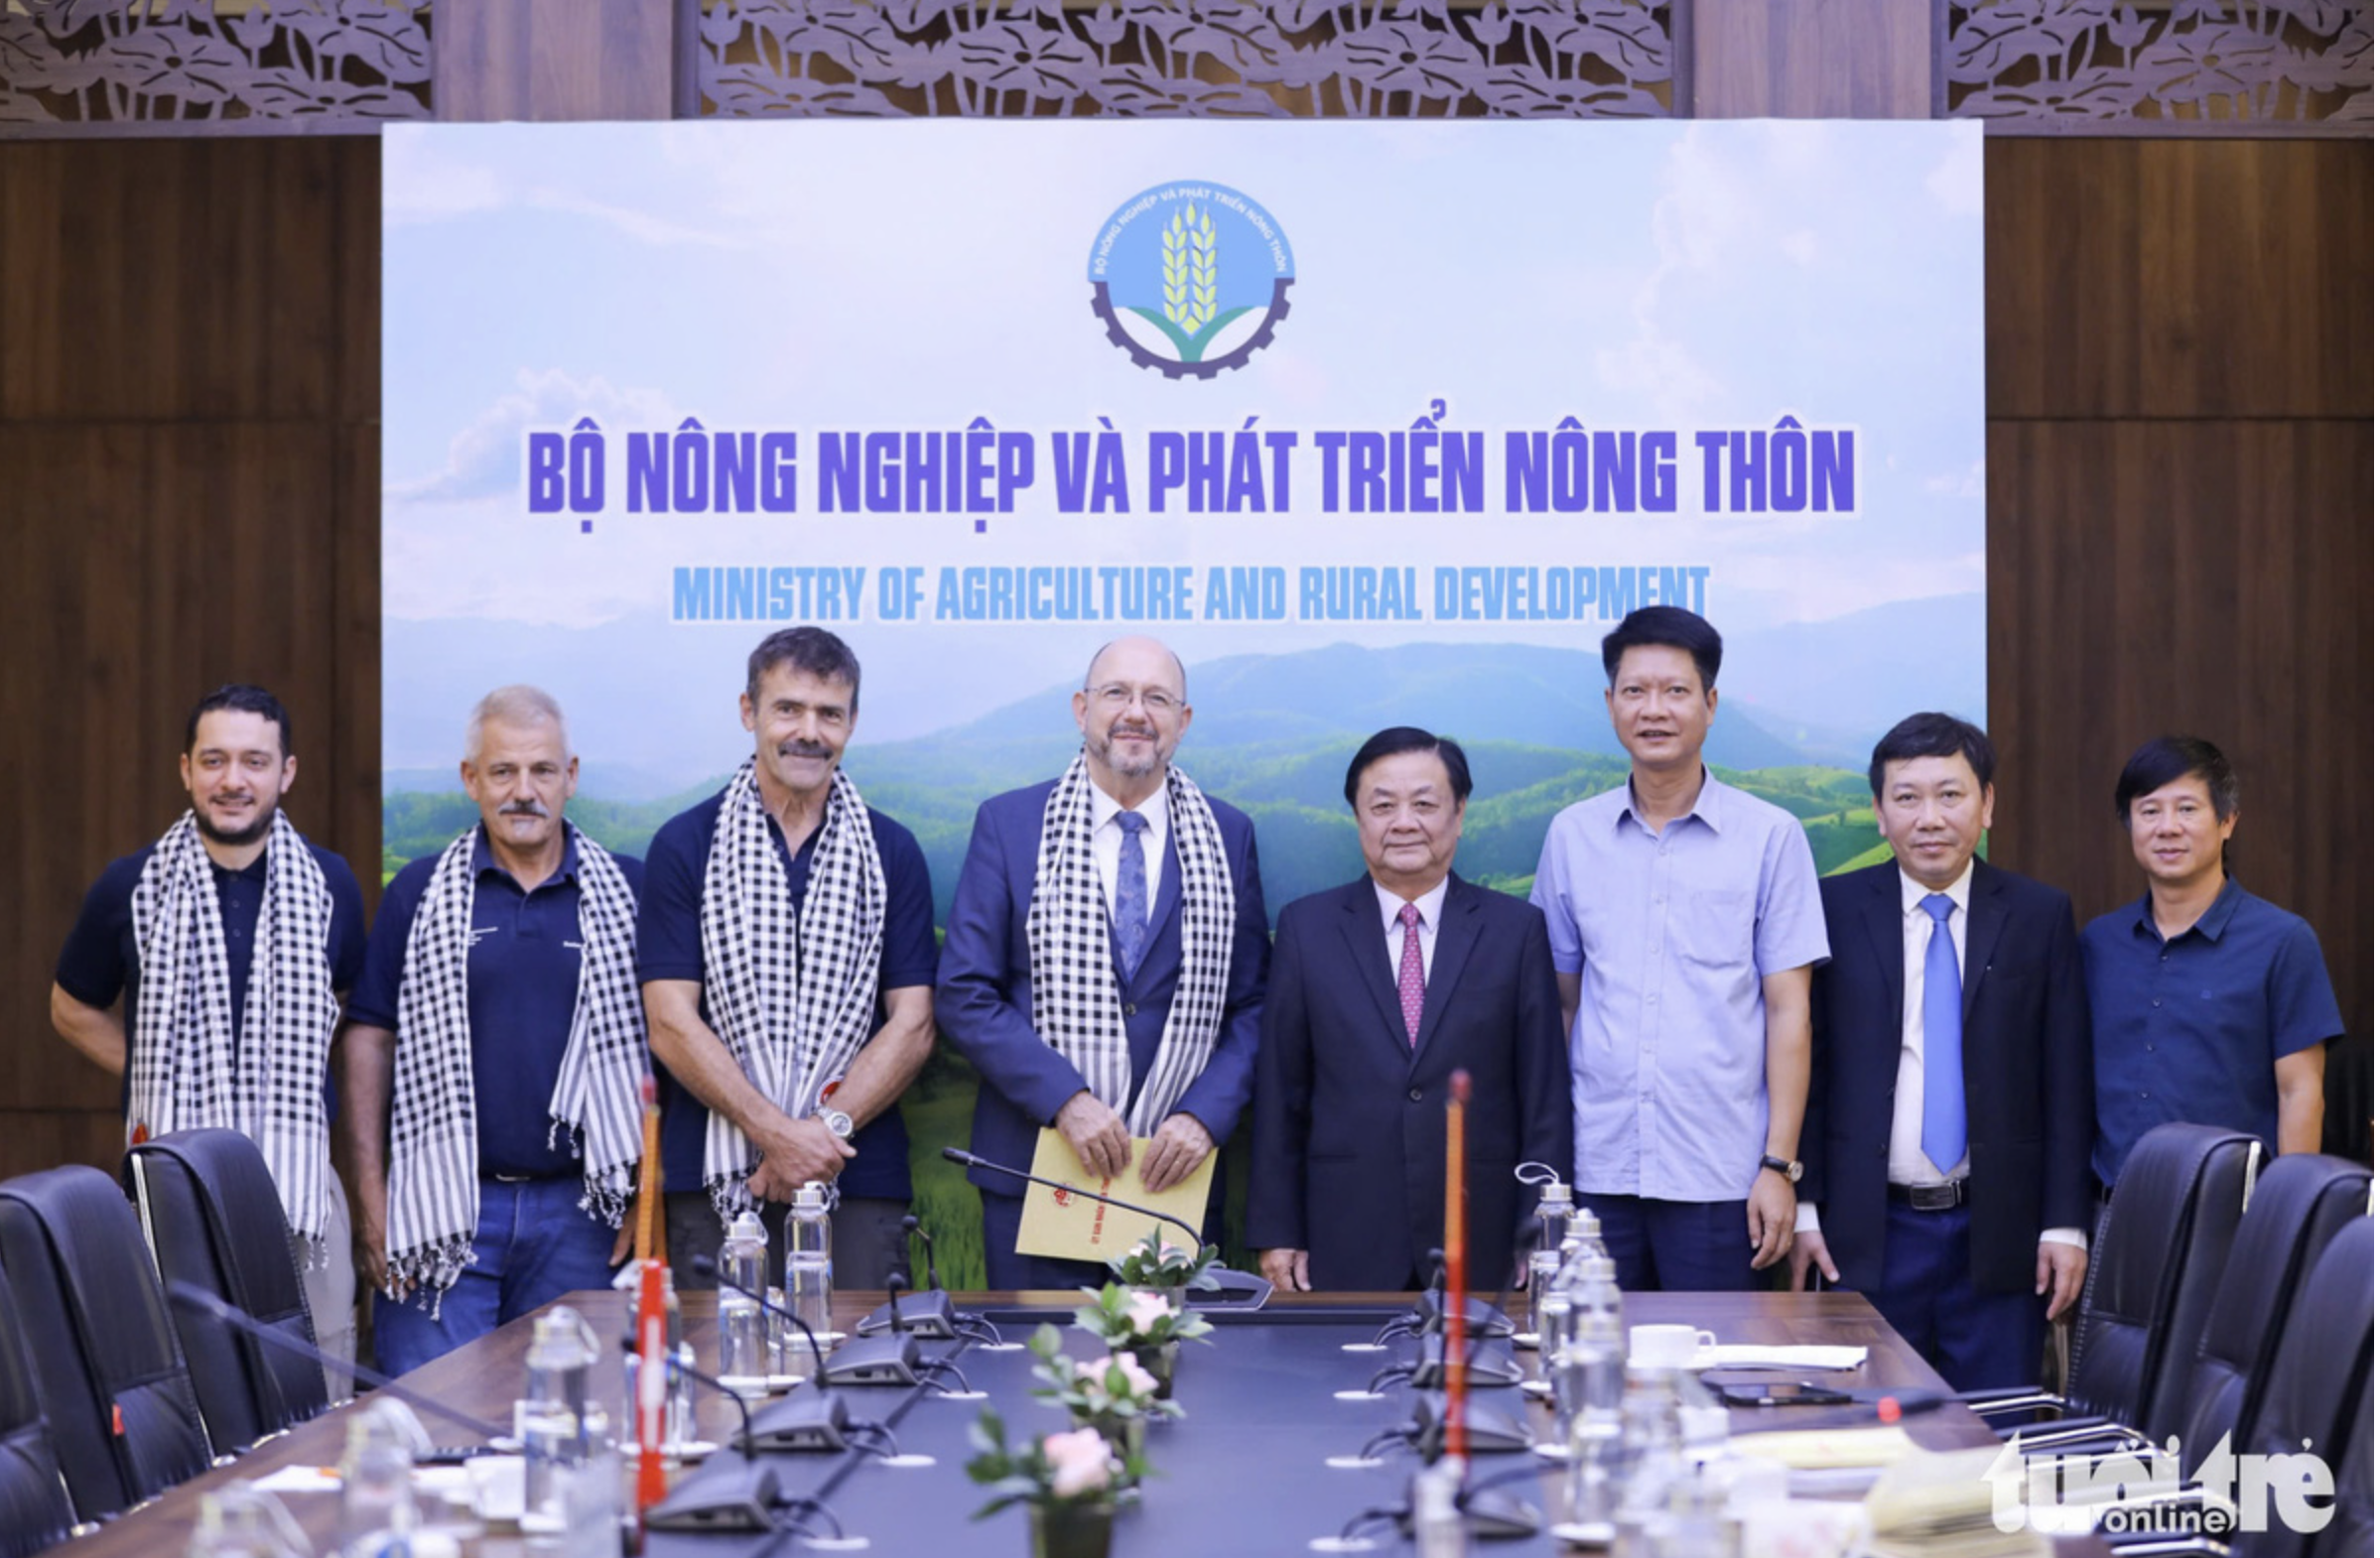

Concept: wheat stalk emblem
[[1161, 204, 1219, 335]]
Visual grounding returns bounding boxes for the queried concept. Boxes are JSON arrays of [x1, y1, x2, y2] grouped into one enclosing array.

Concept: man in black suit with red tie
[[1790, 714, 2093, 1390], [1250, 727, 1572, 1292]]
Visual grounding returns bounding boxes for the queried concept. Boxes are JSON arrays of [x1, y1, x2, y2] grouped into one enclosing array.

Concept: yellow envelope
[[1012, 1127, 1216, 1266]]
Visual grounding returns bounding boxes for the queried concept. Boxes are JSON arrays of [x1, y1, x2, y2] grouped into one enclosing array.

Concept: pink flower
[[1124, 1291, 1172, 1335], [1042, 1427, 1113, 1497], [1079, 1352, 1158, 1396]]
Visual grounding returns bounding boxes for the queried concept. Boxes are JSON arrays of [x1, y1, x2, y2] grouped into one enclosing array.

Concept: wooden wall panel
[[0, 137, 380, 1181], [1988, 139, 2374, 421], [1690, 0, 1934, 119]]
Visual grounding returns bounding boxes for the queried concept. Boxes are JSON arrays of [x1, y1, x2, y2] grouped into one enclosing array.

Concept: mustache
[[777, 740, 834, 759], [498, 799, 551, 818]]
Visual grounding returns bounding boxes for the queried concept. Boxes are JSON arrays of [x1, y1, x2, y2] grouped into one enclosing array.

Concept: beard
[[1089, 719, 1169, 779], [194, 799, 276, 848]]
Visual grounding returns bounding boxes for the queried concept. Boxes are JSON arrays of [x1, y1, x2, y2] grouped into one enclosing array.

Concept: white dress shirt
[[1089, 783, 1168, 928], [1375, 875, 1452, 985]]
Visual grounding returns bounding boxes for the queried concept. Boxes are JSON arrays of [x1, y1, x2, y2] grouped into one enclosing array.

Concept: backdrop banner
[[382, 119, 1984, 1273]]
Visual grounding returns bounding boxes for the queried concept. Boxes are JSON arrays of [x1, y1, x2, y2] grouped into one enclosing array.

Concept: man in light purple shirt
[[1529, 606, 1830, 1291]]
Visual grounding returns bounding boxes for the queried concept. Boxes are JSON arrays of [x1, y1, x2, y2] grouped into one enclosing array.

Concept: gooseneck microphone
[[629, 1335, 833, 1538], [690, 1254, 884, 1456], [164, 1281, 505, 1441], [818, 1272, 925, 1387], [859, 1216, 959, 1340]]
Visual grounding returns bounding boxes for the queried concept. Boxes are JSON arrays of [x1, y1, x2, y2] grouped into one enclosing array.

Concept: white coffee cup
[[1629, 1323, 1717, 1368]]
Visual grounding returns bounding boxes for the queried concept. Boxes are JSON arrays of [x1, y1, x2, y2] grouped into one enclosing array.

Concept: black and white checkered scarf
[[382, 824, 647, 1303], [129, 810, 339, 1250], [1026, 754, 1236, 1136], [698, 760, 886, 1220]]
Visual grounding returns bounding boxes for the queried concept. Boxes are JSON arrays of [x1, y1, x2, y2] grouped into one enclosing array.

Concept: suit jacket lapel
[[1410, 877, 1481, 1069], [1961, 862, 2009, 1027], [1336, 878, 1409, 1057], [1862, 867, 1905, 1023]]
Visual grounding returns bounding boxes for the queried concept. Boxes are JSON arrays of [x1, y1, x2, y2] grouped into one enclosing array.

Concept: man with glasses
[[938, 636, 1271, 1287]]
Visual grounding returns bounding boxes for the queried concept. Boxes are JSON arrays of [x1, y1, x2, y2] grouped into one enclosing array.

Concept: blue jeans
[[373, 1176, 619, 1376]]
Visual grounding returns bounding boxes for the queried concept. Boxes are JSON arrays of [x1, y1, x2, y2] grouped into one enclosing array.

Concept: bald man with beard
[[937, 638, 1271, 1289]]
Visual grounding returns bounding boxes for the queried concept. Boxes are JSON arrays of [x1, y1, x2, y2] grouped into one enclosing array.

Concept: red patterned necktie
[[1396, 902, 1424, 1046]]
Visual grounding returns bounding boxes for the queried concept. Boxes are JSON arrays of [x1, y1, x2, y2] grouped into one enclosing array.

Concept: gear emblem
[[1087, 182, 1295, 379]]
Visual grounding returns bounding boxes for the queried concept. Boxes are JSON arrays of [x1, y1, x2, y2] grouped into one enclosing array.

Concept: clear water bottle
[[1615, 1362, 1687, 1558], [1519, 1163, 1575, 1257], [1541, 1209, 1606, 1363], [520, 1306, 598, 1523], [1523, 1248, 1562, 1350], [187, 1484, 310, 1558], [787, 1181, 835, 1337], [335, 1399, 419, 1555], [719, 1209, 769, 1380], [1551, 1253, 1624, 1446]]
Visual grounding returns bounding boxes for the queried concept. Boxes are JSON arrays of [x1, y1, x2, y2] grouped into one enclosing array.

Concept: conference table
[[52, 1287, 2016, 1557]]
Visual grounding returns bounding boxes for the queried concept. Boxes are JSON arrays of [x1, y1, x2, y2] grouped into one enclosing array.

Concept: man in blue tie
[[1790, 714, 2093, 1390], [937, 637, 1270, 1289]]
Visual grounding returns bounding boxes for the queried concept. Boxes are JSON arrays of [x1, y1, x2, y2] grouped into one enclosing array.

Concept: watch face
[[822, 1109, 855, 1139]]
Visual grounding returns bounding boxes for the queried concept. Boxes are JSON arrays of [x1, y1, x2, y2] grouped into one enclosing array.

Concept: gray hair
[[464, 685, 571, 762]]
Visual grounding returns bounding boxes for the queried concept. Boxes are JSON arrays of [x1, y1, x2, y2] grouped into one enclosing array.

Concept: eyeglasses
[[1086, 683, 1181, 715]]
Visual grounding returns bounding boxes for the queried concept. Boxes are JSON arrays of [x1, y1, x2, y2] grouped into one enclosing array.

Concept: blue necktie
[[1114, 811, 1150, 980], [1919, 892, 1966, 1175]]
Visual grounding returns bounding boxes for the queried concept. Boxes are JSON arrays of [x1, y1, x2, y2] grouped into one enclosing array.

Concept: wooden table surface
[[49, 1287, 1998, 1556]]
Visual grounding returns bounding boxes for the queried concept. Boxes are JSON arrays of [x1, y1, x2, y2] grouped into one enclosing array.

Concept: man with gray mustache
[[639, 628, 937, 1294], [342, 686, 650, 1372]]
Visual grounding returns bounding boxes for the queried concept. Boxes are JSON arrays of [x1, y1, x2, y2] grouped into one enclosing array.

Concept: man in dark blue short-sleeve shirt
[[342, 687, 652, 1375], [640, 628, 937, 1293], [2083, 735, 2340, 1189], [52, 684, 367, 1393]]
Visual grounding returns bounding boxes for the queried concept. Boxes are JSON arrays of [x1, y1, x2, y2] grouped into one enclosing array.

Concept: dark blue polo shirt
[[637, 792, 936, 1203], [55, 837, 368, 1122], [348, 833, 645, 1180], [2081, 876, 2342, 1186]]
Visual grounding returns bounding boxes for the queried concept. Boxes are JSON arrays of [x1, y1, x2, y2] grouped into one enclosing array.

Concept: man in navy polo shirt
[[52, 684, 367, 1392], [343, 687, 651, 1373], [2082, 735, 2340, 1190], [640, 627, 937, 1293]]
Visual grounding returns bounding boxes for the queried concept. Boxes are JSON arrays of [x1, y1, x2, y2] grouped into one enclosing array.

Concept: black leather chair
[[2311, 1368, 2370, 1558], [125, 1128, 327, 1454], [2158, 1154, 2371, 1469], [2229, 1217, 2372, 1558], [0, 1261, 75, 1555], [1972, 1123, 2258, 1439], [0, 1165, 210, 1519]]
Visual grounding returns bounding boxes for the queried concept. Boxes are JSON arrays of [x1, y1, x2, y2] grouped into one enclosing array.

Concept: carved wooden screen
[[689, 0, 1679, 118], [0, 0, 432, 131], [1944, 0, 2369, 131]]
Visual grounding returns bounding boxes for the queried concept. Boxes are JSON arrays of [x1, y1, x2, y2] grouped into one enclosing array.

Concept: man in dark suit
[[1251, 727, 1571, 1292], [1790, 713, 2093, 1391], [937, 637, 1269, 1289]]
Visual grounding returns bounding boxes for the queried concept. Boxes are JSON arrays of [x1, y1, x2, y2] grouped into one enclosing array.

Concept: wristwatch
[[816, 1107, 855, 1140], [1760, 1154, 1802, 1184]]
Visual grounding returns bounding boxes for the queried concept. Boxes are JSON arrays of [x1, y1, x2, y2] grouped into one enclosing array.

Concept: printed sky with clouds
[[383, 119, 1983, 764]]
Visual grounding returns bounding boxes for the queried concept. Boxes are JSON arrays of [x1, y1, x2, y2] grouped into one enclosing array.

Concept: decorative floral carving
[[692, 0, 1675, 119], [1946, 0, 2371, 128], [0, 0, 433, 131]]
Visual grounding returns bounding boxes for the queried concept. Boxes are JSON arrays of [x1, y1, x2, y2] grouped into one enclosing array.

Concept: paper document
[[1013, 1127, 1215, 1264]]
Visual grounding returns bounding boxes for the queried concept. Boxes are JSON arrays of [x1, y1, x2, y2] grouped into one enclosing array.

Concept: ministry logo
[[1088, 181, 1295, 378]]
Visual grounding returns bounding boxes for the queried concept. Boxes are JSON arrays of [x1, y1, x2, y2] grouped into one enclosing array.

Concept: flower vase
[[1134, 1341, 1181, 1400], [1029, 1498, 1116, 1558], [1090, 1413, 1145, 1479]]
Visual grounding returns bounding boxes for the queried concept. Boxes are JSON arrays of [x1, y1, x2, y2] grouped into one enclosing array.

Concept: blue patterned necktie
[[1919, 892, 1967, 1175], [1114, 810, 1150, 980]]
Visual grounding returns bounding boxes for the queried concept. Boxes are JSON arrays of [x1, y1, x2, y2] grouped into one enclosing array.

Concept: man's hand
[[2037, 1239, 2087, 1320], [1139, 1112, 1215, 1194], [1789, 1229, 1838, 1291], [1747, 1170, 1796, 1269], [1055, 1091, 1131, 1181], [352, 1190, 392, 1296], [746, 1113, 856, 1204], [1259, 1248, 1311, 1293]]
